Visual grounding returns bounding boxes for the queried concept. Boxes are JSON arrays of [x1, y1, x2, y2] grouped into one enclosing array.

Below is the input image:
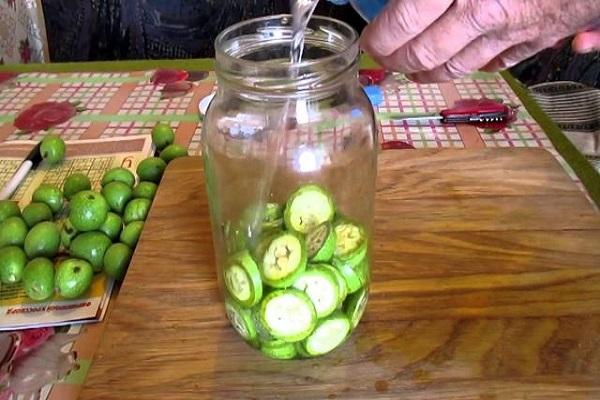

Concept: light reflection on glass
[[294, 146, 326, 173]]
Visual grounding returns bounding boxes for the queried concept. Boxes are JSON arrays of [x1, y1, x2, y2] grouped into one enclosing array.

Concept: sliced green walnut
[[333, 220, 367, 268], [251, 305, 279, 344], [224, 250, 263, 308], [306, 222, 335, 262], [302, 311, 351, 356], [294, 342, 313, 359], [257, 336, 287, 349], [241, 202, 284, 233], [335, 259, 368, 294], [318, 263, 348, 307], [292, 264, 340, 319], [259, 231, 306, 288], [284, 184, 335, 234], [262, 202, 284, 230], [258, 289, 317, 342], [251, 300, 298, 347], [344, 287, 368, 328], [250, 229, 280, 262], [225, 298, 258, 343], [253, 202, 283, 229], [260, 341, 298, 360]]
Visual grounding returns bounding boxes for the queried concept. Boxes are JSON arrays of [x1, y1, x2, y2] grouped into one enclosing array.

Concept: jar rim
[[214, 14, 359, 71]]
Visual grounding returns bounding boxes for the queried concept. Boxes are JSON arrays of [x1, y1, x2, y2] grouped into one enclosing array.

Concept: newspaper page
[[0, 135, 153, 330]]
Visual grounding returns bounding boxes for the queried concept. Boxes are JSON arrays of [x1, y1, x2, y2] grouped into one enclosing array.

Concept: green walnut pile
[[222, 184, 370, 360], [0, 122, 188, 301]]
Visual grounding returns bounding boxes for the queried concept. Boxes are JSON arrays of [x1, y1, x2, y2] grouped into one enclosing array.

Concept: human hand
[[360, 0, 600, 82], [572, 18, 600, 53]]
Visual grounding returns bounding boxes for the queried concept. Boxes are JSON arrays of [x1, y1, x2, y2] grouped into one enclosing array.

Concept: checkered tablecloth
[[0, 68, 591, 196], [0, 66, 599, 400], [378, 74, 553, 149]]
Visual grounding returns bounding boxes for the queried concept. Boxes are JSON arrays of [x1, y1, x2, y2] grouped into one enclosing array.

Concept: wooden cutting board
[[80, 148, 600, 400]]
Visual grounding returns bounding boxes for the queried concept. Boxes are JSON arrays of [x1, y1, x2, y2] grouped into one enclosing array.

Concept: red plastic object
[[359, 69, 386, 86], [0, 72, 17, 84], [13, 101, 78, 132], [440, 98, 517, 131], [161, 81, 194, 99], [12, 328, 55, 361], [150, 69, 189, 85]]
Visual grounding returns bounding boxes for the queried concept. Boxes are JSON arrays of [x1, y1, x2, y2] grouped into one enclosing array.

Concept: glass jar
[[201, 14, 377, 360]]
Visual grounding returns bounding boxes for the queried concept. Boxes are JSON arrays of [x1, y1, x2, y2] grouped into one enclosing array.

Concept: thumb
[[572, 30, 600, 53]]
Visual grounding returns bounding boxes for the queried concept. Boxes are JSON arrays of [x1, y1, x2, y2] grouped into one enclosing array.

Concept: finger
[[572, 30, 600, 53], [481, 39, 555, 72], [378, 0, 511, 74], [360, 0, 453, 59], [408, 35, 515, 83]]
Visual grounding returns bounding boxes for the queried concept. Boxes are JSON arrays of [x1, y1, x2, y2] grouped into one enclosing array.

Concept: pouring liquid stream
[[249, 0, 319, 243], [290, 0, 320, 64]]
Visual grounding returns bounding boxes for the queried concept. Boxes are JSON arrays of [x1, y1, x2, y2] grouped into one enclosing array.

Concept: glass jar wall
[[201, 14, 377, 359]]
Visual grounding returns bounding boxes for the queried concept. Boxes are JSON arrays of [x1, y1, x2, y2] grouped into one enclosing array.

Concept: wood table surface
[[80, 148, 600, 400]]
